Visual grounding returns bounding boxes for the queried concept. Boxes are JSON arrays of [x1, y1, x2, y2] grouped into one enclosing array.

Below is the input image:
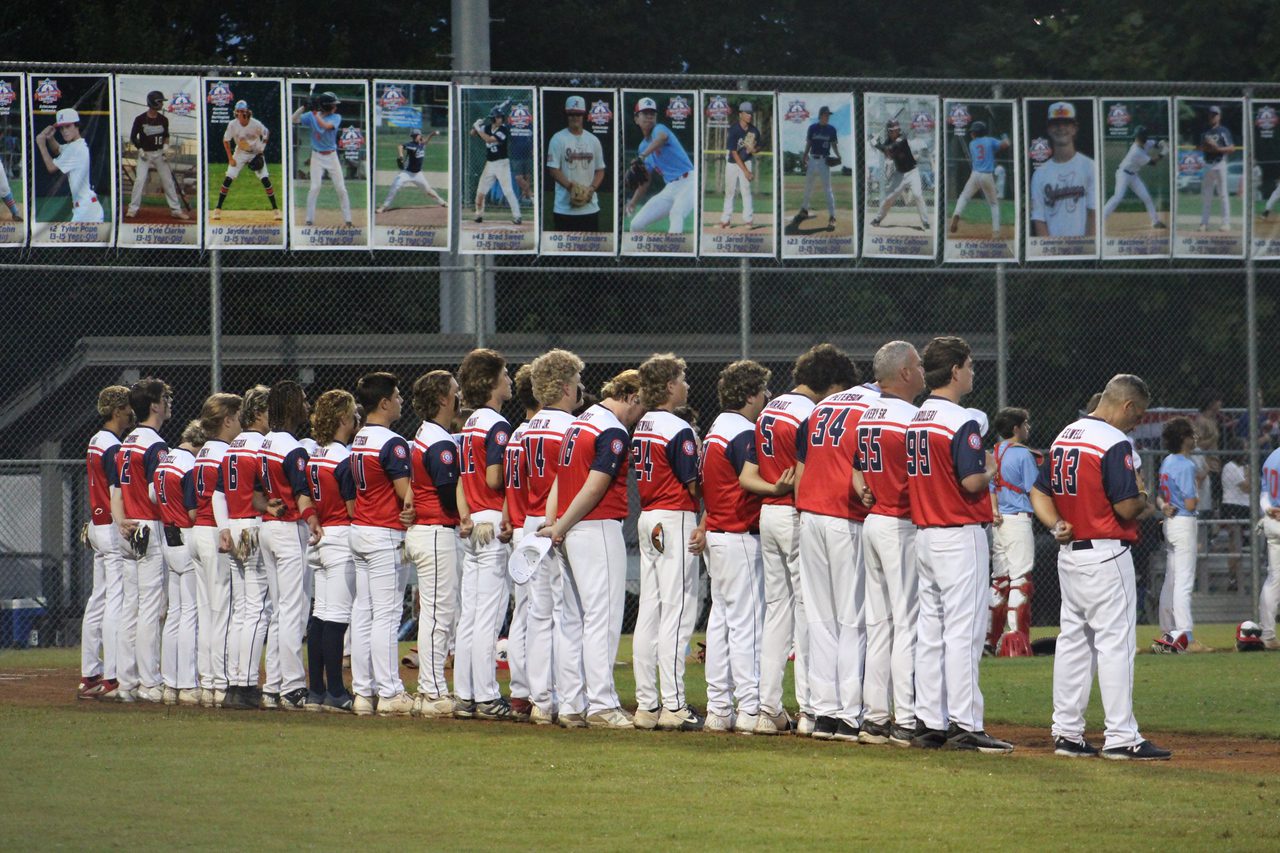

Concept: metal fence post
[[1247, 257, 1261, 600], [993, 83, 1007, 410], [475, 257, 487, 349], [739, 76, 752, 359], [40, 442, 66, 624], [210, 249, 222, 394]]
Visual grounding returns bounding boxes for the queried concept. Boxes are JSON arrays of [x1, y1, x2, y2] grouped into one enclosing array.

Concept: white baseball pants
[[631, 172, 696, 233], [349, 525, 408, 700], [1052, 541, 1144, 750], [454, 509, 511, 704], [82, 523, 123, 680], [0, 158, 10, 198], [71, 198, 105, 223], [798, 513, 865, 723], [953, 170, 1000, 231], [1200, 160, 1230, 227], [877, 167, 928, 222], [313, 526, 355, 622], [523, 516, 567, 714], [1261, 517, 1280, 641], [633, 509, 700, 712], [191, 526, 232, 690], [405, 524, 457, 698], [558, 518, 627, 716], [1158, 515, 1198, 641], [758, 503, 808, 717], [476, 158, 521, 219], [861, 513, 918, 728], [1266, 182, 1280, 214], [507, 527, 530, 701], [914, 524, 989, 733], [382, 170, 444, 208], [1103, 169, 1159, 224], [704, 588, 735, 717], [800, 154, 835, 216], [228, 517, 270, 688], [117, 519, 165, 692], [129, 148, 183, 215], [161, 532, 198, 690], [226, 150, 270, 180], [992, 513, 1035, 631], [720, 161, 754, 225], [705, 530, 764, 716], [306, 150, 351, 223], [261, 519, 312, 695]]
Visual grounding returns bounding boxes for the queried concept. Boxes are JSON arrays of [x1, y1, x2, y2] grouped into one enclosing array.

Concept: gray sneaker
[[476, 698, 515, 721], [657, 705, 705, 731]]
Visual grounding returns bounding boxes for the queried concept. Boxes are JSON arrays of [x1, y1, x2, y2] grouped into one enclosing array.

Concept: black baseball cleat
[[811, 715, 839, 740], [1102, 740, 1172, 761], [1053, 736, 1100, 758], [474, 215, 483, 223], [475, 697, 515, 721], [1264, 210, 1271, 220], [279, 688, 309, 711], [944, 724, 1014, 754], [889, 722, 921, 748], [231, 687, 261, 711], [832, 720, 860, 742], [910, 726, 948, 749], [858, 720, 891, 745]]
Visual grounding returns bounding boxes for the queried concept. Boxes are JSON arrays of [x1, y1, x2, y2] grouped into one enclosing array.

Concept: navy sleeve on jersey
[[795, 417, 810, 463], [726, 431, 756, 476], [283, 447, 311, 497], [1033, 454, 1054, 495], [102, 446, 121, 488], [951, 421, 987, 481], [334, 459, 357, 502], [428, 439, 460, 488], [1101, 443, 1140, 504], [485, 420, 512, 468], [590, 427, 630, 475], [143, 442, 169, 481], [666, 427, 700, 484], [380, 437, 412, 480], [182, 470, 198, 510]]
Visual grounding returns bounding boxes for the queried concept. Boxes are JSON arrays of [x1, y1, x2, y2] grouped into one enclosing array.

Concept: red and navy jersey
[[258, 431, 312, 522], [906, 396, 992, 527], [556, 404, 631, 523], [351, 425, 412, 529], [522, 408, 575, 517], [117, 426, 168, 521], [795, 385, 880, 521], [701, 411, 761, 533], [855, 393, 916, 519], [632, 410, 699, 513], [411, 421, 460, 527], [191, 440, 227, 528], [505, 421, 531, 530], [756, 392, 815, 508], [460, 407, 512, 514], [86, 428, 121, 526], [1035, 416, 1139, 542], [308, 442, 357, 528], [219, 431, 265, 520], [155, 447, 196, 529]]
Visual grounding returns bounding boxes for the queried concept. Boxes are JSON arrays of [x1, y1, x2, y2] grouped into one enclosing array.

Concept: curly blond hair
[[601, 369, 641, 401], [638, 353, 686, 409], [531, 349, 584, 407], [312, 390, 356, 446], [717, 360, 771, 411], [180, 419, 206, 447], [239, 384, 270, 430], [96, 385, 130, 420]]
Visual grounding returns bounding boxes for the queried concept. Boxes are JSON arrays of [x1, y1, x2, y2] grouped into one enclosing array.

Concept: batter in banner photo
[[862, 93, 939, 260], [942, 99, 1018, 262], [779, 93, 855, 259], [202, 77, 286, 249], [458, 85, 537, 255], [0, 74, 27, 246], [1024, 98, 1098, 261], [1252, 99, 1280, 259], [1099, 98, 1172, 260], [700, 92, 775, 257], [289, 79, 370, 249], [29, 73, 115, 246], [620, 90, 698, 257], [116, 75, 200, 248], [1173, 98, 1245, 259], [371, 81, 450, 251], [540, 88, 615, 256]]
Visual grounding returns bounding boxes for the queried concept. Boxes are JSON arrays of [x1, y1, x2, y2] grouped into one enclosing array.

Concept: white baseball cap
[[234, 100, 249, 111], [1047, 101, 1076, 121], [1209, 105, 1222, 115], [54, 108, 80, 126], [739, 101, 754, 113], [508, 534, 553, 584], [565, 95, 586, 114], [634, 96, 658, 113]]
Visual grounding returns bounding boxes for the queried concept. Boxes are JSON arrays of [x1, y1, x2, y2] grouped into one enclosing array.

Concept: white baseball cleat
[[137, 685, 164, 704], [376, 692, 415, 717], [353, 694, 377, 717], [199, 688, 214, 707], [796, 713, 816, 737], [633, 707, 660, 731], [376, 206, 387, 214], [586, 708, 635, 729], [754, 708, 792, 735], [178, 689, 200, 706], [126, 207, 140, 218], [416, 694, 456, 718], [162, 686, 179, 706], [1219, 223, 1231, 232], [734, 713, 759, 735], [273, 209, 282, 221], [530, 704, 555, 725], [704, 711, 735, 733], [212, 688, 226, 708], [210, 208, 221, 220], [656, 705, 704, 731]]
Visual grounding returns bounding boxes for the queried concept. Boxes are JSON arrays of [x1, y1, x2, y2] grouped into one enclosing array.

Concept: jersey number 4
[[809, 408, 849, 447], [1050, 447, 1081, 496]]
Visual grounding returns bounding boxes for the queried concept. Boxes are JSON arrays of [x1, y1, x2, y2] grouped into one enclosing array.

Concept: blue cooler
[[0, 599, 46, 648]]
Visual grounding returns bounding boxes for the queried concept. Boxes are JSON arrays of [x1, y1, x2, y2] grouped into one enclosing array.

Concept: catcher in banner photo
[[124, 90, 190, 221], [212, 99, 281, 221], [545, 94, 606, 233]]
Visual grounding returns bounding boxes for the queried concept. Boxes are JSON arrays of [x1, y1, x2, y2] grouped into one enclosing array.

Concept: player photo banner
[[28, 74, 115, 247], [619, 90, 699, 257], [1250, 99, 1280, 259], [458, 85, 537, 255], [370, 80, 451, 251], [1023, 98, 1099, 261], [1099, 98, 1172, 259], [116, 75, 201, 248], [540, 87, 617, 256], [862, 93, 940, 260], [700, 91, 777, 257], [202, 77, 286, 249], [1174, 98, 1246, 259], [779, 92, 855, 259], [0, 74, 27, 246], [288, 79, 370, 250], [942, 99, 1018, 263]]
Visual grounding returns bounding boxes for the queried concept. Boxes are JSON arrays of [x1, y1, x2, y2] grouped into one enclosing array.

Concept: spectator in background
[[1233, 390, 1277, 454], [1194, 388, 1223, 516], [1219, 436, 1250, 592], [1154, 417, 1210, 653]]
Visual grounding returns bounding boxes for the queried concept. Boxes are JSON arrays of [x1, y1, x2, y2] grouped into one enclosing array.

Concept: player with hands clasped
[[1030, 102, 1096, 238], [377, 129, 445, 213], [126, 90, 190, 221], [986, 407, 1040, 658], [1198, 105, 1235, 232], [503, 366, 538, 722], [1031, 374, 1172, 760], [1101, 125, 1167, 230], [1152, 418, 1209, 653], [624, 97, 696, 234], [36, 108, 104, 223], [1258, 444, 1280, 649], [546, 95, 605, 231], [155, 420, 204, 705], [870, 120, 930, 231], [471, 107, 522, 225], [214, 101, 280, 220], [949, 120, 1010, 238], [792, 105, 841, 229], [719, 101, 761, 229], [293, 91, 352, 227]]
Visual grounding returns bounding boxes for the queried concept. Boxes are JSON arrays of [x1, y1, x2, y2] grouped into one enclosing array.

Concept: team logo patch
[[1257, 106, 1278, 138], [494, 430, 509, 447], [682, 439, 696, 456], [0, 80, 16, 110], [339, 125, 365, 153], [589, 99, 613, 131], [967, 433, 982, 450], [910, 111, 935, 133], [1178, 150, 1205, 175], [665, 96, 692, 125], [33, 78, 61, 107], [610, 438, 625, 455], [296, 458, 306, 471], [1028, 136, 1052, 165], [167, 91, 196, 116], [393, 445, 408, 459], [1125, 454, 1135, 470], [947, 103, 971, 133], [378, 86, 408, 110], [206, 81, 234, 107], [508, 103, 533, 129], [1106, 103, 1131, 128], [440, 449, 455, 465], [705, 95, 731, 128], [784, 100, 810, 124]]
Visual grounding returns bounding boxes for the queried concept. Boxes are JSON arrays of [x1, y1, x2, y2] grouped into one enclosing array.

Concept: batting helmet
[[489, 106, 507, 119], [315, 91, 340, 109], [1133, 124, 1148, 142], [147, 90, 165, 110], [886, 120, 901, 134], [1236, 620, 1265, 652], [970, 120, 987, 136]]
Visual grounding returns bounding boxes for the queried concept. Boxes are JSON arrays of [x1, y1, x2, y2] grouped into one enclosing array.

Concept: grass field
[[204, 163, 284, 212], [2, 623, 1277, 849]]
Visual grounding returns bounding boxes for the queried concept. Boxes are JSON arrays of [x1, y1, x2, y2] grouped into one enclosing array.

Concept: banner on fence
[[29, 74, 115, 247], [371, 81, 451, 251], [1098, 97, 1172, 259], [700, 91, 776, 257], [540, 87, 617, 256], [619, 89, 699, 257], [0, 74, 26, 246], [1024, 97, 1099, 261], [863, 92, 939, 259], [1251, 98, 1280, 259], [458, 85, 537, 255], [1174, 97, 1245, 259], [942, 98, 1018, 262], [287, 79, 370, 249], [203, 77, 287, 249], [116, 74, 201, 248], [778, 92, 856, 259]]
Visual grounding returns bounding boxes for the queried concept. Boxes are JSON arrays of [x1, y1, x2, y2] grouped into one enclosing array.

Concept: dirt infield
[[782, 212, 854, 238], [122, 206, 196, 225], [1103, 210, 1169, 234], [207, 208, 281, 225], [295, 207, 367, 230], [374, 204, 449, 227], [947, 219, 1016, 241]]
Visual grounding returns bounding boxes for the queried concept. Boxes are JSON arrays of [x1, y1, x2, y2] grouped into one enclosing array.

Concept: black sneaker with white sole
[[812, 715, 839, 740], [475, 697, 514, 721], [833, 720, 860, 742], [911, 726, 948, 749], [1053, 736, 1100, 758], [889, 723, 920, 747], [944, 724, 1014, 754], [859, 720, 891, 744], [1102, 740, 1172, 761], [280, 688, 309, 711]]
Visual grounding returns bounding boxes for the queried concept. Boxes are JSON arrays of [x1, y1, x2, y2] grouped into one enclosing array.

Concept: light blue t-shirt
[[1159, 454, 1198, 517], [300, 111, 342, 153], [990, 441, 1037, 514], [1263, 447, 1280, 506], [969, 136, 1001, 173], [643, 123, 693, 179]]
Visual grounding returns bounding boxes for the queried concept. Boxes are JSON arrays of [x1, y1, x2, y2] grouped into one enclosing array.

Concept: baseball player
[[213, 100, 280, 220], [108, 379, 172, 703], [404, 372, 462, 718], [471, 107, 522, 224], [77, 386, 132, 700], [1030, 102, 1096, 238], [949, 120, 1011, 238], [454, 349, 515, 721], [292, 91, 352, 227], [792, 105, 841, 229], [306, 390, 359, 711], [719, 101, 761, 228], [503, 366, 537, 722], [870, 120, 929, 231], [546, 95, 605, 232], [1198, 105, 1235, 232], [754, 344, 856, 736], [156, 420, 203, 705], [125, 90, 190, 221], [376, 129, 445, 213], [524, 349, 584, 725], [625, 97, 696, 234], [1263, 177, 1280, 219], [189, 392, 242, 707], [1030, 374, 1172, 760], [1101, 125, 1167, 230], [0, 156, 21, 221], [905, 337, 1011, 753], [35, 108, 104, 222], [631, 353, 704, 732], [348, 372, 415, 717], [1259, 444, 1280, 649], [851, 342, 926, 746], [1153, 417, 1206, 653], [539, 370, 646, 729], [986, 407, 1040, 658]]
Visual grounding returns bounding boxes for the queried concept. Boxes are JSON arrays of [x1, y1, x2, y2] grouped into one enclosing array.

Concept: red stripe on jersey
[[522, 409, 575, 517], [1045, 419, 1138, 542], [795, 387, 878, 520], [757, 393, 815, 508], [701, 413, 760, 533]]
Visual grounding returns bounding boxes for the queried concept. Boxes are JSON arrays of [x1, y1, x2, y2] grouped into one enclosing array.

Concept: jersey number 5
[[858, 427, 883, 473]]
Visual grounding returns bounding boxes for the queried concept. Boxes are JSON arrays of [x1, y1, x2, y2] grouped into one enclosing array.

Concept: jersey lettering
[[354, 454, 367, 491], [810, 408, 849, 446], [309, 463, 323, 502], [226, 455, 239, 490], [632, 442, 654, 482], [561, 427, 581, 466]]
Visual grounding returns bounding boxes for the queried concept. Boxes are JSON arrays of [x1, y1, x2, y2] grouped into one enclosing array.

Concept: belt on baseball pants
[[75, 197, 98, 207], [1123, 169, 1137, 176], [314, 149, 336, 154], [1070, 539, 1130, 551], [927, 522, 990, 530]]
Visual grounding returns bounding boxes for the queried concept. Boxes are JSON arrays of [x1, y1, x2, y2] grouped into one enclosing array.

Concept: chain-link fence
[[3, 64, 1278, 649]]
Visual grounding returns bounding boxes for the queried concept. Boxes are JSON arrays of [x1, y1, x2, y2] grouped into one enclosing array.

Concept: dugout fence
[[1, 63, 1276, 646]]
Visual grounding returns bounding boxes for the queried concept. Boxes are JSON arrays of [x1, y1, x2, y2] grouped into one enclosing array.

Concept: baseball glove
[[473, 118, 487, 133], [471, 522, 496, 548], [569, 182, 593, 207], [825, 155, 842, 168], [129, 525, 150, 558], [742, 131, 758, 154], [624, 158, 649, 193], [396, 155, 405, 170], [1157, 139, 1170, 157], [248, 154, 265, 172]]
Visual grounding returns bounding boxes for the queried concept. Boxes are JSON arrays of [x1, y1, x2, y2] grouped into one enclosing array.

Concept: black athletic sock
[[306, 616, 325, 694], [261, 177, 277, 208], [323, 621, 348, 697]]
